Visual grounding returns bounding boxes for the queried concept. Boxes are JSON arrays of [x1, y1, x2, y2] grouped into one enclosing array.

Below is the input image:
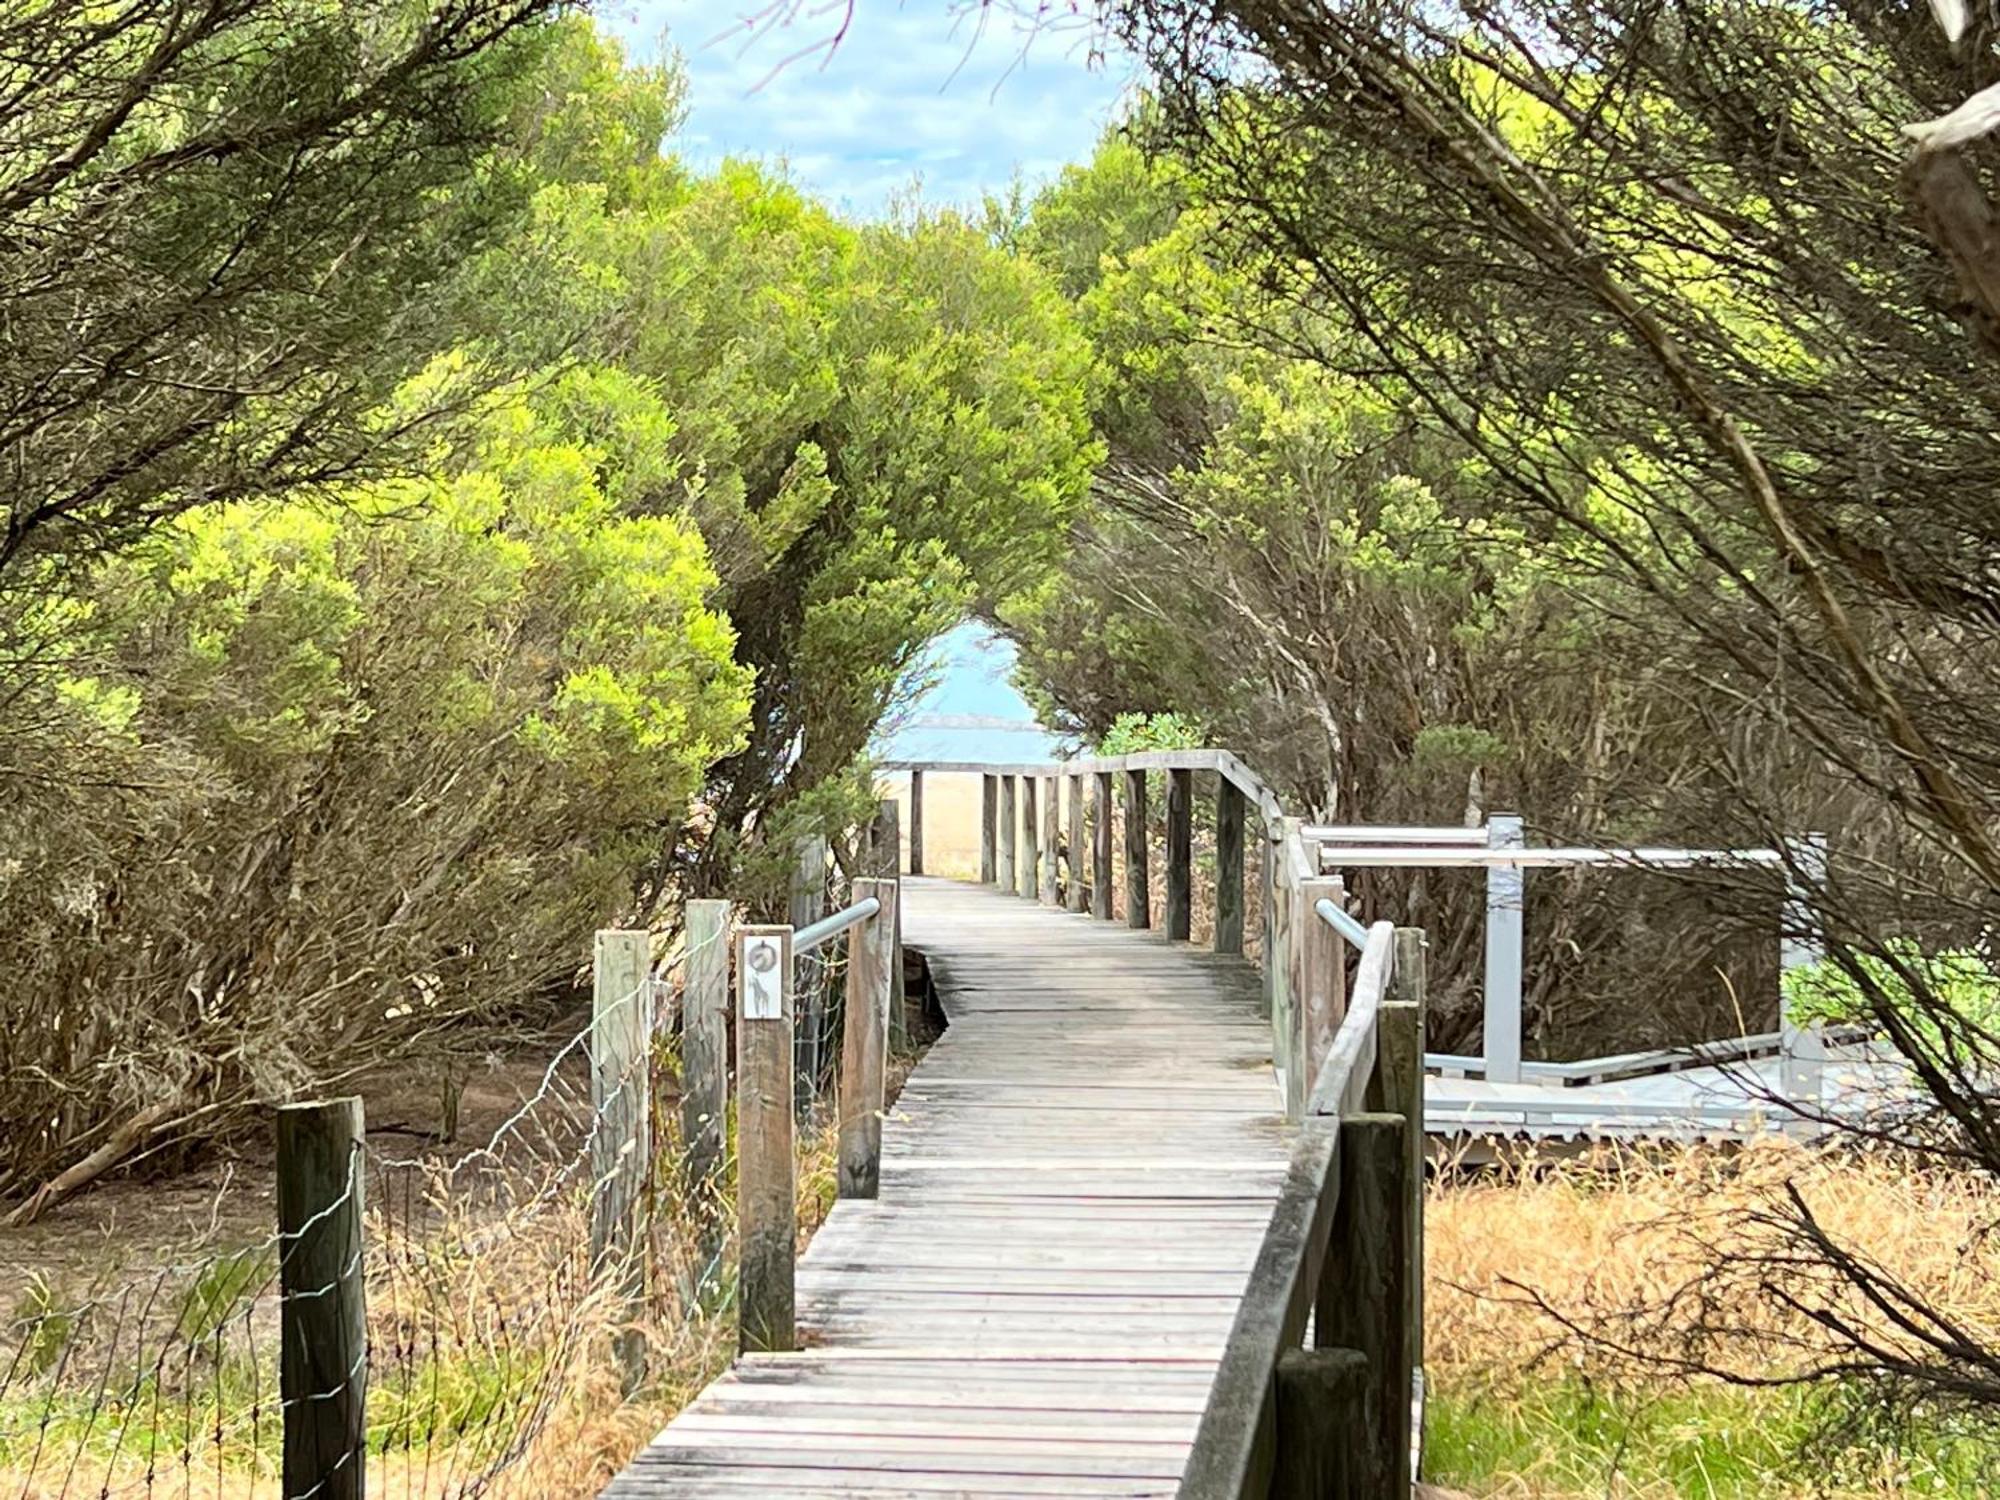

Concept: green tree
[[1113, 0, 2000, 1430], [506, 159, 1103, 895], [1, 369, 751, 1216]]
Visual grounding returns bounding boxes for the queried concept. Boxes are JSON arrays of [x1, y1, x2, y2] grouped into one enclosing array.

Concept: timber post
[[1273, 1346, 1371, 1500], [1065, 772, 1087, 911], [277, 1097, 367, 1500], [998, 774, 1017, 893], [1316, 1113, 1415, 1500], [1021, 775, 1040, 899], [838, 879, 897, 1198], [591, 928, 654, 1392], [1292, 877, 1345, 1096], [681, 900, 730, 1285], [1041, 773, 1061, 904], [1123, 767, 1150, 929], [1092, 771, 1115, 920], [980, 773, 998, 884], [1215, 776, 1245, 955], [908, 771, 925, 876], [736, 923, 796, 1352], [1165, 766, 1194, 941], [870, 799, 906, 1045], [790, 835, 829, 1113]]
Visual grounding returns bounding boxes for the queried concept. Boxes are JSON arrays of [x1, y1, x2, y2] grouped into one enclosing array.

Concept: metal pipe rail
[[1315, 894, 1372, 952], [792, 895, 881, 954], [1318, 844, 1784, 869]]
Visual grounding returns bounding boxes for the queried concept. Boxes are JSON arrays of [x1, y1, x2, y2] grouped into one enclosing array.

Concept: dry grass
[[1424, 1140, 2000, 1498], [1, 1106, 846, 1500]]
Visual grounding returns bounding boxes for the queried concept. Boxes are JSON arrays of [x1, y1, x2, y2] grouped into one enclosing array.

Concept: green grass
[[1426, 1375, 1996, 1498]]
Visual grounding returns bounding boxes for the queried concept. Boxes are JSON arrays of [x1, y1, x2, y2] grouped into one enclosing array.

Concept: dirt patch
[[0, 1028, 612, 1299]]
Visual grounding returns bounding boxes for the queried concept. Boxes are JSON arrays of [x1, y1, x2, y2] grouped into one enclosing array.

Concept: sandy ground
[[875, 768, 989, 881], [0, 1037, 598, 1295]]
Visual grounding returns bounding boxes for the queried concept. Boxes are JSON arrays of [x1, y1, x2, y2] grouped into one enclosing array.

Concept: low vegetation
[[1425, 1142, 2000, 1498]]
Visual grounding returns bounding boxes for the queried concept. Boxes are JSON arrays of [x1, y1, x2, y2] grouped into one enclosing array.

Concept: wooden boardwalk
[[605, 876, 1294, 1497]]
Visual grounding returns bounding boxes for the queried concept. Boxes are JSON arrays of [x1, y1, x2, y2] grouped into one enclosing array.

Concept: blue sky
[[603, 2, 1134, 213]]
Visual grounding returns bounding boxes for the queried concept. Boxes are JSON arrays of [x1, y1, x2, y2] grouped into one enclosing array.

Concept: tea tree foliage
[[0, 15, 1095, 1209]]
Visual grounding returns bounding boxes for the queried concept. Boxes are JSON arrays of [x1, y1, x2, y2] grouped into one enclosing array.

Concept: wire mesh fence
[[0, 919, 755, 1500]]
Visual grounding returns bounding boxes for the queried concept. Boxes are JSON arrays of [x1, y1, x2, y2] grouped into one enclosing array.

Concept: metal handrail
[[1317, 844, 1783, 868], [1308, 824, 1487, 845], [1314, 895, 1371, 951], [793, 896, 881, 954]]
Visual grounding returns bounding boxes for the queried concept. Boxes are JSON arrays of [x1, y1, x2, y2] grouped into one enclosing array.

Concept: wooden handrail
[[874, 749, 1424, 1494], [1180, 916, 1423, 1500], [1305, 921, 1395, 1120], [880, 748, 1290, 835]]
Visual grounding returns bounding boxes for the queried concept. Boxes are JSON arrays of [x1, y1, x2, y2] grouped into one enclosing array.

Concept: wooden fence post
[[1273, 1345, 1371, 1500], [1215, 777, 1245, 955], [1317, 1113, 1413, 1500], [736, 924, 796, 1353], [871, 800, 906, 1042], [1265, 833, 1289, 1097], [1092, 771, 1115, 920], [790, 836, 828, 1113], [980, 774, 998, 884], [277, 1097, 367, 1500], [998, 775, 1017, 893], [592, 928, 653, 1393], [908, 771, 925, 876], [681, 900, 730, 1236], [1124, 767, 1150, 929], [1021, 775, 1041, 899], [839, 878, 897, 1198], [1166, 766, 1194, 941], [1483, 813, 1525, 1084], [871, 797, 900, 877], [1293, 878, 1346, 1103], [1040, 774, 1061, 904], [1066, 773, 1087, 912]]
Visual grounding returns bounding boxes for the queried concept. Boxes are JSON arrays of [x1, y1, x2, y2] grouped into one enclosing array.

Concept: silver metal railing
[[792, 896, 882, 954]]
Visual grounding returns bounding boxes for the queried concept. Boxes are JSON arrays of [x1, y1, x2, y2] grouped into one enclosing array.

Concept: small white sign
[[742, 935, 784, 1020]]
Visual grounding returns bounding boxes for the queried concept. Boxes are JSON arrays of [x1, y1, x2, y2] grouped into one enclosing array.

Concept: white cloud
[[601, 2, 1134, 213]]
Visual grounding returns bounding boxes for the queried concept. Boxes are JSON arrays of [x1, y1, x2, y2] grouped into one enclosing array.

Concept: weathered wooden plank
[[1214, 778, 1245, 956], [1317, 1114, 1412, 1500], [1092, 771, 1115, 920], [1124, 768, 1150, 930], [1165, 767, 1193, 941], [793, 836, 829, 1111], [593, 928, 653, 1391], [1272, 1346, 1370, 1500], [981, 774, 998, 884], [1040, 774, 1061, 904], [1066, 773, 1087, 912], [1020, 776, 1040, 900], [1293, 877, 1345, 1101], [683, 900, 731, 1227], [737, 923, 797, 1353], [839, 879, 897, 1199], [998, 776, 1016, 892]]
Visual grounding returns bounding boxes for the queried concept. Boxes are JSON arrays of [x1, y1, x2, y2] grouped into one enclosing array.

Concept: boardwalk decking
[[605, 876, 1293, 1497]]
